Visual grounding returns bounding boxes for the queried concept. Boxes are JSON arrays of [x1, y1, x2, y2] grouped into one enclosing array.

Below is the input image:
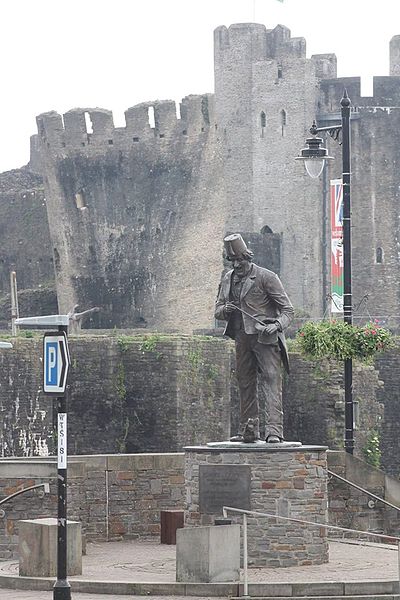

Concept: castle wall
[[0, 168, 55, 325], [319, 78, 400, 319]]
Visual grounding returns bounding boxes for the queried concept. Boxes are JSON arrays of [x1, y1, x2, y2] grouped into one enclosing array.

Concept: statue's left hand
[[255, 322, 278, 335]]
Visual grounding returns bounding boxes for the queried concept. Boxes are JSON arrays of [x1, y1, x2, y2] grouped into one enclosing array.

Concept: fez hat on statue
[[224, 233, 253, 259]]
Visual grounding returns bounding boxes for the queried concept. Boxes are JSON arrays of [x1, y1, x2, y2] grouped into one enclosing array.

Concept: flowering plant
[[295, 320, 393, 362]]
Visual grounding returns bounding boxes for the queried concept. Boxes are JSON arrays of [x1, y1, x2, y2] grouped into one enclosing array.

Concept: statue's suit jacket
[[215, 264, 294, 373]]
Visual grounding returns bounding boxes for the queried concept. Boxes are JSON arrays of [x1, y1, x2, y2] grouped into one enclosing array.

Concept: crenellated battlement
[[311, 54, 337, 80], [214, 22, 306, 65], [319, 75, 400, 113], [265, 24, 306, 60], [372, 75, 400, 105], [35, 94, 215, 154], [390, 35, 400, 76]]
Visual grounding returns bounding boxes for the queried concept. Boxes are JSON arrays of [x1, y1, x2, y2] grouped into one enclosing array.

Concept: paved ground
[[0, 538, 399, 598], [2, 538, 397, 583]]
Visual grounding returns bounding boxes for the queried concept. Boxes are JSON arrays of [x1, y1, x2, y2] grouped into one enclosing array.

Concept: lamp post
[[296, 90, 354, 455]]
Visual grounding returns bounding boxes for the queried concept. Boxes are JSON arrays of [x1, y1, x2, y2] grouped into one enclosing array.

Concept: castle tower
[[34, 100, 225, 330], [214, 23, 327, 315]]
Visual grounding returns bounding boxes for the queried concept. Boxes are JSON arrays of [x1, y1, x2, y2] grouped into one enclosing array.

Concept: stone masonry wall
[[283, 353, 384, 459], [2, 334, 400, 479], [0, 453, 184, 559], [375, 346, 400, 477], [0, 334, 231, 457], [2, 450, 400, 561]]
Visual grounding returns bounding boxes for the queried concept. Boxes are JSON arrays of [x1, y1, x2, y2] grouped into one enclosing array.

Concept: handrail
[[222, 505, 400, 597], [223, 506, 400, 543], [0, 482, 50, 507], [327, 468, 400, 513]]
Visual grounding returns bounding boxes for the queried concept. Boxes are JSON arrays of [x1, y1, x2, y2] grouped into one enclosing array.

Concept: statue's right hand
[[224, 302, 238, 315]]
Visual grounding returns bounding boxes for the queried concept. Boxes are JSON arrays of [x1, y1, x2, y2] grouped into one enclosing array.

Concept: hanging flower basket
[[295, 320, 393, 362]]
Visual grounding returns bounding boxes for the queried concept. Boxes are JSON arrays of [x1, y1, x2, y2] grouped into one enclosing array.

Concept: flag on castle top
[[330, 179, 343, 314]]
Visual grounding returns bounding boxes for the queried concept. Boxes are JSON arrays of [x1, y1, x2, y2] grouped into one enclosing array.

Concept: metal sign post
[[53, 322, 71, 600], [16, 315, 71, 600]]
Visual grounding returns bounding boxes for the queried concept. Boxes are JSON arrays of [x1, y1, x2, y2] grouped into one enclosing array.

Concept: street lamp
[[296, 124, 334, 178], [296, 90, 354, 455]]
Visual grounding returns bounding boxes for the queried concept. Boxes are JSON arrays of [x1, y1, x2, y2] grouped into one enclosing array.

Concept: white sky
[[1, 0, 400, 173]]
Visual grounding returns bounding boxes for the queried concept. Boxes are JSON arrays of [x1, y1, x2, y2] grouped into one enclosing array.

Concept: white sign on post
[[58, 413, 67, 469], [43, 332, 70, 395]]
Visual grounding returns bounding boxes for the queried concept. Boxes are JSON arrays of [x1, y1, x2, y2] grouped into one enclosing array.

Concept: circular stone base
[[206, 440, 302, 449], [184, 445, 328, 568]]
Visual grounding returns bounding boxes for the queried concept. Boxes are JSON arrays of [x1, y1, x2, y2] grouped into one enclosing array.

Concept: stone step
[[238, 581, 399, 598], [238, 596, 400, 600]]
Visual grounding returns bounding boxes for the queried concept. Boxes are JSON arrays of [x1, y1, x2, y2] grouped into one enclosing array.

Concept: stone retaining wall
[[327, 451, 400, 539], [0, 453, 184, 559], [1, 450, 400, 562]]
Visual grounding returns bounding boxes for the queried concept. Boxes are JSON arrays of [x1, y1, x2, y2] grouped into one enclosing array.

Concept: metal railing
[[223, 506, 400, 597], [0, 482, 50, 516], [327, 469, 400, 513]]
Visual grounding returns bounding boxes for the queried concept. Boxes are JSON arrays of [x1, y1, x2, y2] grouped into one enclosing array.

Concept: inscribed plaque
[[199, 464, 251, 514]]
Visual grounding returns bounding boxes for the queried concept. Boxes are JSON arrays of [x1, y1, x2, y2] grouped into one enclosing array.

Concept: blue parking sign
[[45, 341, 59, 386], [43, 332, 70, 395]]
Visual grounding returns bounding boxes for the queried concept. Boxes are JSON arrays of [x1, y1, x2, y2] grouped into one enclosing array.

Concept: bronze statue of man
[[215, 233, 294, 443]]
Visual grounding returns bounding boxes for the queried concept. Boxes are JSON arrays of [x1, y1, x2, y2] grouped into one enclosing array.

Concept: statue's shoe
[[266, 435, 281, 443]]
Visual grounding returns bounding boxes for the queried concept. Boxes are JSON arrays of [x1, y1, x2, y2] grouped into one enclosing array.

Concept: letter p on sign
[[43, 332, 70, 395]]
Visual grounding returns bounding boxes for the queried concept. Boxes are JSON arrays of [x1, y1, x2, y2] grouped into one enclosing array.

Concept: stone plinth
[[18, 518, 82, 577], [176, 524, 240, 582], [184, 444, 328, 567]]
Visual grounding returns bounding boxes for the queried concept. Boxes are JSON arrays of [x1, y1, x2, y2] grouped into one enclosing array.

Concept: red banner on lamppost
[[330, 179, 343, 313]]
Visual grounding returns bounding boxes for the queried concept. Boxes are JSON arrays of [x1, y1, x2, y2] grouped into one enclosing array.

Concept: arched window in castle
[[260, 111, 266, 137], [280, 109, 287, 137], [277, 65, 283, 79], [376, 247, 384, 264]]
